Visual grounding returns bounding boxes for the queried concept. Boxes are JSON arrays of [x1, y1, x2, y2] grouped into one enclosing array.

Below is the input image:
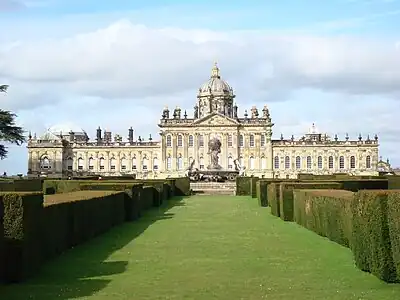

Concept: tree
[[0, 85, 25, 159]]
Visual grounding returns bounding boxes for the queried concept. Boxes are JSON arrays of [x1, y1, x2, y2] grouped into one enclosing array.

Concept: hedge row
[[292, 188, 400, 283], [293, 189, 353, 247], [0, 180, 181, 283], [43, 177, 190, 196], [0, 179, 43, 192]]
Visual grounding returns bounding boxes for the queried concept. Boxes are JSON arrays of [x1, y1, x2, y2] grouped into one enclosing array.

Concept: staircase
[[190, 182, 236, 196]]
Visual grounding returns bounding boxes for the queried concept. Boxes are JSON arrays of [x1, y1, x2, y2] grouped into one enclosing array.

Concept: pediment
[[193, 113, 239, 127]]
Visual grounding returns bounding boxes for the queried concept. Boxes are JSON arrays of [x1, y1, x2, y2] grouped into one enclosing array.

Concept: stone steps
[[190, 182, 236, 196]]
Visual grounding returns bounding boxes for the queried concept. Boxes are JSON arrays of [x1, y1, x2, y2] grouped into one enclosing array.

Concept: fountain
[[186, 136, 240, 182]]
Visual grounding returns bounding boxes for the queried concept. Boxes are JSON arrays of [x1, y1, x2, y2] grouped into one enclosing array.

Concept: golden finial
[[211, 61, 220, 78]]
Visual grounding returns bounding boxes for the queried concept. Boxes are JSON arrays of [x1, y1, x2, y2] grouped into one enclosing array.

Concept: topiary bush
[[1, 192, 44, 283], [236, 177, 252, 196], [279, 182, 342, 222], [351, 190, 397, 283]]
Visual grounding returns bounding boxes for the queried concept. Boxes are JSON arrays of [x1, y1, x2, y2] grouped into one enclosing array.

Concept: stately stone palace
[[27, 63, 380, 179]]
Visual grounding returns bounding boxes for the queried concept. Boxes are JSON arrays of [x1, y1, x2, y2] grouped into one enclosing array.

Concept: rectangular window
[[260, 135, 265, 147], [249, 135, 255, 147], [228, 134, 233, 147], [239, 135, 244, 147]]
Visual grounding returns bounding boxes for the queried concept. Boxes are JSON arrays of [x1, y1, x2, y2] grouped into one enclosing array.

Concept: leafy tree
[[0, 85, 25, 159]]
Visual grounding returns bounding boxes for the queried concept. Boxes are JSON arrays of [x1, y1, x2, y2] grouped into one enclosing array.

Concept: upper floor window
[[274, 156, 279, 169], [166, 135, 172, 147], [249, 134, 255, 147], [350, 156, 356, 169], [339, 156, 345, 169], [177, 134, 183, 147], [188, 135, 194, 147], [328, 156, 334, 169], [228, 134, 233, 147], [285, 156, 290, 169], [239, 134, 244, 147], [317, 156, 323, 169], [366, 156, 371, 169], [199, 135, 204, 147], [295, 156, 301, 169], [260, 134, 265, 147], [306, 156, 312, 169]]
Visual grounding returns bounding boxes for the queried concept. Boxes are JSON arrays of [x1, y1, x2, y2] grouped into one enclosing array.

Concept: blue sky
[[1, 0, 400, 174]]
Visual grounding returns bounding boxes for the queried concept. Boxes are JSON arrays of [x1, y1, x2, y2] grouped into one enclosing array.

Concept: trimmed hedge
[[257, 181, 268, 207], [1, 192, 44, 283], [42, 191, 126, 259], [293, 189, 353, 247], [172, 177, 190, 196], [268, 183, 280, 217], [0, 195, 3, 282], [236, 177, 252, 196], [250, 177, 259, 198], [279, 182, 342, 222], [351, 190, 397, 283], [0, 179, 43, 192], [388, 191, 400, 280]]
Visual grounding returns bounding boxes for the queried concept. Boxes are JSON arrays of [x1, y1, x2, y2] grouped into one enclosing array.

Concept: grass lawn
[[1, 195, 400, 299]]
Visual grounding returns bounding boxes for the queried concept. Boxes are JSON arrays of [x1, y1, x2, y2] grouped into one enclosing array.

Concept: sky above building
[[1, 0, 400, 174]]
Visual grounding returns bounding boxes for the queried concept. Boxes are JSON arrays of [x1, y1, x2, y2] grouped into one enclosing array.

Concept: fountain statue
[[207, 137, 222, 170]]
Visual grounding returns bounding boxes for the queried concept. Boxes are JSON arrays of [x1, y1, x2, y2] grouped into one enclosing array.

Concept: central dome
[[198, 63, 234, 97]]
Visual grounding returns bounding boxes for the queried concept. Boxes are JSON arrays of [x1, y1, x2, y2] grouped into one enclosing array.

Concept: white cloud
[[1, 18, 400, 173]]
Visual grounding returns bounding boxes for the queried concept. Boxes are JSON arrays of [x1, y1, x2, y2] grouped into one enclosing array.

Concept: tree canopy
[[0, 85, 25, 159]]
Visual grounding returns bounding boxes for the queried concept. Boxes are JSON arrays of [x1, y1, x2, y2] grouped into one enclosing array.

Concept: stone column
[[255, 133, 261, 170], [266, 127, 274, 178], [204, 133, 210, 167], [105, 151, 110, 173]]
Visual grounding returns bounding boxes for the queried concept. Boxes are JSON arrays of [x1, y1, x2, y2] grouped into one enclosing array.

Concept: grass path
[[1, 195, 400, 299]]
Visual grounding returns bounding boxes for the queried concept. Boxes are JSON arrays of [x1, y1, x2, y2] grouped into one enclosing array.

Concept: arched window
[[166, 156, 172, 170], [132, 156, 137, 170], [228, 156, 234, 169], [177, 134, 183, 147], [328, 156, 334, 169], [228, 134, 233, 147], [166, 135, 172, 147], [88, 157, 94, 170], [239, 156, 244, 168], [306, 156, 312, 169], [239, 134, 244, 147], [110, 157, 116, 170], [249, 156, 255, 170], [366, 155, 371, 169], [317, 156, 323, 169], [261, 156, 267, 169], [78, 157, 84, 170], [142, 156, 149, 170], [188, 135, 194, 147], [285, 156, 290, 169], [153, 157, 159, 170], [295, 156, 301, 169], [121, 157, 127, 170], [40, 156, 51, 169], [99, 157, 105, 170], [350, 155, 356, 169], [198, 135, 204, 147], [260, 135, 265, 147], [274, 156, 280, 169], [249, 135, 255, 147], [339, 156, 345, 169], [67, 157, 73, 170], [177, 155, 183, 170], [199, 156, 205, 169]]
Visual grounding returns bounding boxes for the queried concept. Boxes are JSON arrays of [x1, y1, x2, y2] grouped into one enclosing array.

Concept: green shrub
[[124, 185, 142, 221], [250, 177, 259, 198], [268, 183, 280, 217], [351, 190, 397, 283], [293, 189, 353, 247], [0, 179, 43, 192], [43, 191, 126, 254], [140, 186, 156, 211], [1, 192, 44, 283], [43, 180, 81, 194], [173, 177, 190, 196], [236, 177, 252, 196], [279, 182, 342, 222], [387, 191, 400, 279], [0, 196, 3, 282], [341, 179, 388, 192], [387, 176, 400, 190], [257, 181, 268, 207]]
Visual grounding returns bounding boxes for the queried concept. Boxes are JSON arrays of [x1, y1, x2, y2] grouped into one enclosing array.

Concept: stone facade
[[27, 63, 380, 179]]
